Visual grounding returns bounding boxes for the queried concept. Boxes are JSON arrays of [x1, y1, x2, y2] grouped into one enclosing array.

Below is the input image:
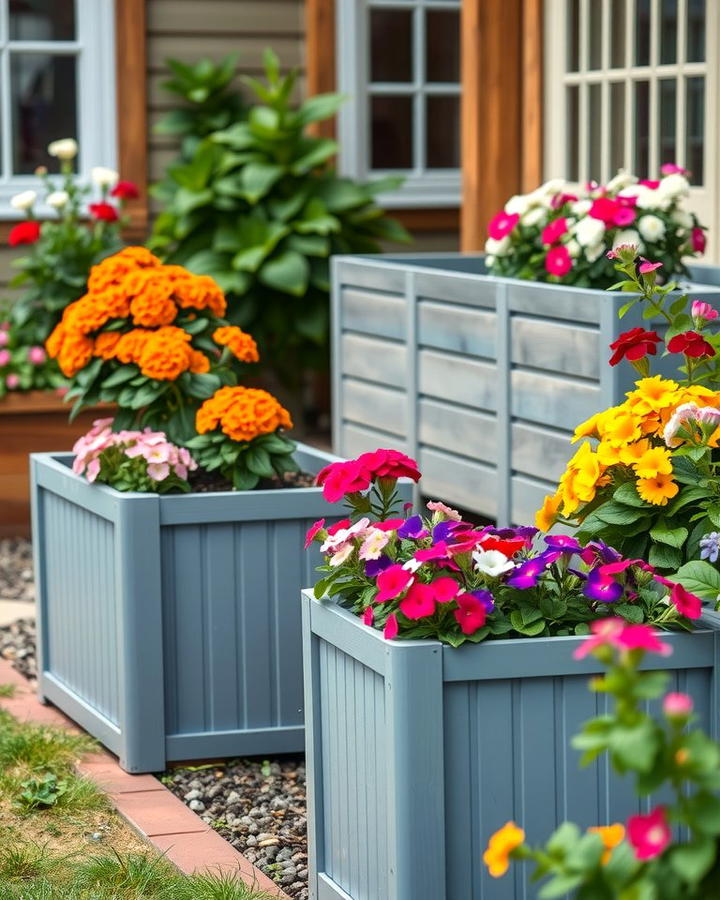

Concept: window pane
[[687, 0, 706, 62], [588, 83, 601, 180], [635, 0, 651, 65], [425, 96, 459, 168], [425, 10, 459, 83], [685, 76, 704, 184], [370, 9, 413, 83], [588, 2, 602, 70], [9, 0, 76, 41], [371, 95, 413, 169], [567, 0, 579, 71], [634, 80, 649, 175], [610, 82, 625, 173], [659, 79, 676, 166], [610, 0, 626, 68], [660, 0, 678, 64], [10, 53, 77, 174], [567, 85, 579, 180]]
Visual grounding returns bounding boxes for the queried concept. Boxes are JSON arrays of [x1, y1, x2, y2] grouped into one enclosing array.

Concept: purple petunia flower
[[506, 555, 551, 589], [583, 569, 623, 603], [544, 534, 582, 553], [496, 526, 539, 543], [579, 540, 622, 566], [432, 520, 463, 544], [365, 555, 394, 578], [398, 515, 428, 540], [469, 588, 495, 612]]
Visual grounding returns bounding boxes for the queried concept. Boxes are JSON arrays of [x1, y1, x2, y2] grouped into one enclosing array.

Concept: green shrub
[[150, 50, 410, 388]]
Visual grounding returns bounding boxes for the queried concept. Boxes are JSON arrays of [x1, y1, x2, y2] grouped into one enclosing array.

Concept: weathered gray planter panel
[[332, 254, 720, 524], [302, 592, 720, 900], [31, 445, 347, 773]]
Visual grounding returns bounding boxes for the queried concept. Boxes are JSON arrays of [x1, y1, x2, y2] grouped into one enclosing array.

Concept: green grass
[[0, 683, 16, 698]]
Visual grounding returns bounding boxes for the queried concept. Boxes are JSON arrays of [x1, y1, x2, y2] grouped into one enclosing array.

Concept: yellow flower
[[483, 822, 525, 878], [588, 824, 625, 865], [633, 446, 673, 479], [636, 473, 678, 505], [627, 376, 679, 415], [536, 493, 561, 531], [596, 442, 623, 466], [619, 439, 651, 466], [603, 409, 642, 446], [572, 412, 603, 443]]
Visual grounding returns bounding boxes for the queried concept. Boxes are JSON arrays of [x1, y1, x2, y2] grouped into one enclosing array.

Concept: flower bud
[[663, 692, 693, 720], [10, 190, 37, 211], [47, 190, 69, 209], [91, 166, 119, 189], [47, 138, 78, 160]]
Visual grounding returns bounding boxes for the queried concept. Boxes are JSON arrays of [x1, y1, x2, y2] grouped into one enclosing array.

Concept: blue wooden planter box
[[30, 444, 347, 773], [302, 591, 720, 900], [331, 254, 720, 525]]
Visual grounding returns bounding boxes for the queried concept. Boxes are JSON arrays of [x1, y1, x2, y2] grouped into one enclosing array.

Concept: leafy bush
[[151, 50, 410, 386]]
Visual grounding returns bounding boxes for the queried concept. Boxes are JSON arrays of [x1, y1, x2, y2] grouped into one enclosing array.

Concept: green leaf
[[246, 446, 274, 479], [613, 603, 645, 624], [595, 501, 648, 526], [240, 162, 284, 204], [101, 367, 138, 389], [614, 482, 652, 508], [183, 372, 221, 399], [673, 560, 720, 602], [649, 523, 689, 548], [295, 92, 345, 126], [608, 719, 659, 773], [670, 837, 715, 885], [259, 251, 310, 296], [686, 791, 720, 835], [648, 542, 683, 569]]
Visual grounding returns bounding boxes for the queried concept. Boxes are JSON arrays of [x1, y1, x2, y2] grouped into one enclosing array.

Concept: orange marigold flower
[[213, 326, 260, 363], [196, 386, 293, 442], [588, 824, 625, 865], [87, 246, 161, 293], [137, 326, 193, 381], [45, 322, 65, 359], [62, 295, 112, 335], [189, 350, 210, 374], [57, 333, 94, 377], [127, 270, 178, 327], [173, 272, 227, 317], [483, 822, 525, 878], [94, 331, 122, 360], [114, 328, 154, 364]]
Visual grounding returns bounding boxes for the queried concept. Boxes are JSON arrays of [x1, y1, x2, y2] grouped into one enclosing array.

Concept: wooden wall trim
[[116, 0, 149, 238], [461, 0, 543, 251], [305, 0, 337, 140]]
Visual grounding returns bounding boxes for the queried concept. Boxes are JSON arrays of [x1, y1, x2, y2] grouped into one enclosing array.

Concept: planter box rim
[[32, 441, 337, 502]]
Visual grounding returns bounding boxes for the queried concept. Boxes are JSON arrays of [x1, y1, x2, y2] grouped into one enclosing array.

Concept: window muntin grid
[[336, 0, 461, 208], [0, 0, 117, 215]]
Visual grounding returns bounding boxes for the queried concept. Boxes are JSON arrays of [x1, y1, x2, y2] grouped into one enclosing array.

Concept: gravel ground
[[0, 617, 37, 684], [0, 537, 35, 602], [164, 760, 308, 898]]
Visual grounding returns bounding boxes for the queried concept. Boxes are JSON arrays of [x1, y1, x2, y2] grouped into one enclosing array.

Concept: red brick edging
[[0, 658, 290, 898]]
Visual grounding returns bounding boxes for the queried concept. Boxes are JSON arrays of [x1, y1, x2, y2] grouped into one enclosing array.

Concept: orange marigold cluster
[[46, 248, 228, 378], [213, 326, 260, 363], [196, 386, 293, 443]]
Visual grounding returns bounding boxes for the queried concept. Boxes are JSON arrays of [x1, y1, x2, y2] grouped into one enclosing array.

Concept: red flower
[[692, 227, 706, 253], [8, 220, 41, 246], [668, 582, 702, 619], [667, 330, 716, 359], [399, 583, 436, 620], [357, 449, 421, 483], [541, 217, 568, 245], [110, 180, 139, 199], [627, 807, 671, 861], [545, 245, 573, 277], [327, 518, 350, 536], [453, 594, 487, 635], [488, 210, 520, 240], [589, 197, 621, 225], [480, 535, 526, 557], [89, 202, 119, 222], [304, 518, 325, 549], [316, 460, 371, 503], [608, 327, 662, 366], [383, 613, 399, 640], [375, 565, 414, 604]]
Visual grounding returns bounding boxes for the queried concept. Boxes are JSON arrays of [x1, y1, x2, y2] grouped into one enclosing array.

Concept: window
[[336, 0, 461, 208], [544, 0, 720, 260], [0, 0, 117, 215]]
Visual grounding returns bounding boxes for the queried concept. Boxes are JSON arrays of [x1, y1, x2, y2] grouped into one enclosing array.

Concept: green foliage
[[186, 429, 298, 490], [151, 49, 410, 387], [0, 301, 65, 399], [16, 773, 67, 810]]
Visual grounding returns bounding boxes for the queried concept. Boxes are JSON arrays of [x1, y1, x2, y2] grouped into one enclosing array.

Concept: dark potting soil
[[187, 469, 316, 494]]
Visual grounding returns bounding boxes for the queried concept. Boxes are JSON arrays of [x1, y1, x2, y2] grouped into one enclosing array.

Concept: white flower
[[671, 210, 694, 230], [46, 190, 69, 209], [634, 186, 671, 211], [504, 194, 531, 216], [613, 228, 643, 251], [485, 236, 512, 256], [573, 216, 605, 247], [638, 214, 666, 242], [402, 558, 422, 574], [47, 138, 78, 160], [91, 166, 119, 189], [585, 242, 605, 263], [606, 170, 638, 192], [10, 190, 37, 211], [521, 206, 547, 228], [566, 238, 581, 258], [658, 173, 690, 200], [571, 199, 592, 216], [536, 177, 567, 195], [485, 255, 496, 267], [472, 548, 515, 577]]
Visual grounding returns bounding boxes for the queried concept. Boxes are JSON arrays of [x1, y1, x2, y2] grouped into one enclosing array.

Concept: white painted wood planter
[[331, 254, 720, 525], [30, 444, 347, 772], [302, 591, 720, 900]]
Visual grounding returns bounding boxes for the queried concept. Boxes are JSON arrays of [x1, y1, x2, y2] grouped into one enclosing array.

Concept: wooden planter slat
[[302, 591, 720, 900], [331, 254, 720, 525]]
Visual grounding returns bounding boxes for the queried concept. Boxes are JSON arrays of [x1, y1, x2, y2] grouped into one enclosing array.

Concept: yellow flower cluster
[[536, 376, 720, 530]]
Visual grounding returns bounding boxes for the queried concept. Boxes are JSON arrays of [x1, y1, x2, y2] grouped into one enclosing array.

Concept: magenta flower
[[617, 624, 672, 656], [663, 692, 693, 719], [573, 618, 626, 659], [327, 518, 351, 536], [638, 258, 662, 274], [661, 163, 689, 175], [691, 300, 718, 322], [375, 565, 414, 604], [27, 346, 46, 365], [373, 518, 406, 532], [488, 210, 520, 240], [639, 179, 661, 189], [0, 349, 10, 367], [506, 557, 550, 589], [453, 594, 487, 635], [304, 518, 325, 549], [5, 373, 20, 389], [583, 570, 624, 603], [362, 607, 374, 626], [545, 535, 582, 553], [627, 807, 671, 861], [541, 217, 568, 245], [383, 613, 399, 640], [545, 245, 573, 277], [415, 541, 450, 562], [692, 227, 706, 253], [613, 207, 637, 226], [668, 582, 702, 619], [431, 576, 460, 604], [399, 583, 437, 620]]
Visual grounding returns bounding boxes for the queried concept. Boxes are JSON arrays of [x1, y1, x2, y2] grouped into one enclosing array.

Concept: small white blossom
[[658, 173, 690, 200], [566, 238, 581, 258], [521, 206, 547, 228], [571, 199, 592, 217], [485, 236, 512, 256], [671, 209, 694, 230], [10, 190, 36, 211], [47, 138, 78, 160], [585, 242, 605, 263], [472, 549, 515, 577], [504, 194, 531, 216], [46, 190, 69, 209], [573, 216, 605, 247], [638, 214, 666, 242], [606, 170, 638, 192], [613, 228, 643, 252], [91, 166, 119, 189]]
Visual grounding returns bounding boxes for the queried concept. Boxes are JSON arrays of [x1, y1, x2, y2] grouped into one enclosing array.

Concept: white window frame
[[544, 0, 720, 261], [336, 0, 461, 208], [0, 0, 117, 218]]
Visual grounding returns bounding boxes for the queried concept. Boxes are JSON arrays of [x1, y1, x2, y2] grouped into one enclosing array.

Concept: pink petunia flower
[[0, 349, 10, 367], [399, 583, 437, 620], [661, 163, 689, 176], [359, 528, 391, 561], [453, 594, 487, 635], [0, 331, 8, 348], [545, 245, 573, 277], [147, 462, 170, 482], [627, 807, 671, 860], [691, 300, 718, 322], [663, 692, 693, 719], [613, 207, 637, 226], [692, 227, 706, 254], [432, 576, 460, 604], [488, 210, 520, 240], [362, 607, 374, 626], [541, 217, 568, 245], [573, 618, 626, 659], [427, 500, 462, 521], [668, 583, 702, 619], [304, 518, 326, 549], [375, 565, 414, 603], [617, 624, 672, 656], [638, 259, 662, 274], [383, 613, 399, 640]]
